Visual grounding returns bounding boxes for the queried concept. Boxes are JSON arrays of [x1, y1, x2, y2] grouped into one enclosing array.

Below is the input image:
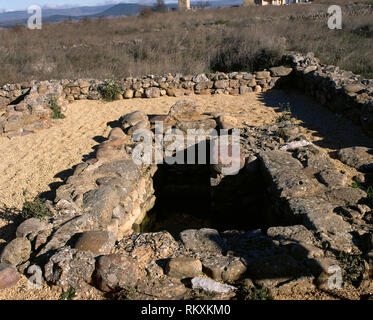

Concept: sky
[[0, 0, 144, 11]]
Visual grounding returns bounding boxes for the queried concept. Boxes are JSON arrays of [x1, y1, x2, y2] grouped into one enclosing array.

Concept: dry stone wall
[[1, 52, 373, 138]]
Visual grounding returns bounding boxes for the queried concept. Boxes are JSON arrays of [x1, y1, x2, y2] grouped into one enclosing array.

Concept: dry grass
[[0, 1, 372, 86]]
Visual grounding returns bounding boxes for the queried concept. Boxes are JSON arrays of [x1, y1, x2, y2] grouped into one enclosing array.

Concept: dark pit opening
[[140, 140, 275, 239]]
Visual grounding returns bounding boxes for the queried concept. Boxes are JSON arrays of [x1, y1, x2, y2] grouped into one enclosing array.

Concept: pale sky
[[0, 0, 148, 11]]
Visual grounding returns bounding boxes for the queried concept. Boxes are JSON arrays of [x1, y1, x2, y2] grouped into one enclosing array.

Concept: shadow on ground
[[258, 89, 373, 151], [0, 206, 22, 252]]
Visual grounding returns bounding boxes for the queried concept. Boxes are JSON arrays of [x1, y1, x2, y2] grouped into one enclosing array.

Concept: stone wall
[[1, 52, 372, 138], [0, 66, 291, 138], [290, 53, 373, 134]]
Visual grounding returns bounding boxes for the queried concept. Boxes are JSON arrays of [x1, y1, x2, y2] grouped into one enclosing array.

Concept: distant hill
[[0, 1, 244, 28], [0, 5, 114, 23], [97, 3, 143, 17]]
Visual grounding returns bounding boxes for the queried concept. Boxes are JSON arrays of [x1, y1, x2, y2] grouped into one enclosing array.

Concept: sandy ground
[[0, 90, 372, 300]]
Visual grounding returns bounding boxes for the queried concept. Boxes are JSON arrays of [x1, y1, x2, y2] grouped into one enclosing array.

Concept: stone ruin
[[1, 52, 373, 140], [1, 53, 373, 139], [178, 0, 191, 11], [1, 98, 373, 299]]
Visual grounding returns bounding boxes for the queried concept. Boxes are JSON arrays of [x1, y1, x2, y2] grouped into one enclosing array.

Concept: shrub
[[337, 252, 366, 287], [139, 7, 154, 17], [49, 98, 65, 119], [239, 285, 272, 300], [100, 80, 123, 101], [22, 197, 52, 220], [59, 287, 77, 300]]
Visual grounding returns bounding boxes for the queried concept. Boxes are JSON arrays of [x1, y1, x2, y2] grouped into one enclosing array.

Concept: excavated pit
[[139, 142, 275, 238]]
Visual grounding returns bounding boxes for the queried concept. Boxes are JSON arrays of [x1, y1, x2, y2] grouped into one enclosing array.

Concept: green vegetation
[[337, 252, 366, 287], [59, 287, 77, 300], [49, 98, 65, 119], [276, 103, 297, 124], [100, 80, 123, 101], [238, 285, 272, 300], [351, 182, 373, 204], [115, 286, 137, 300], [22, 196, 52, 220]]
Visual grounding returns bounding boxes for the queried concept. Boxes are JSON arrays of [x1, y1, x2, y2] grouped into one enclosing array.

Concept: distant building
[[244, 0, 311, 5], [178, 0, 191, 10]]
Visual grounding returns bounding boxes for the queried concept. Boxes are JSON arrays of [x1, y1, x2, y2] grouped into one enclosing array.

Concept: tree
[[155, 0, 167, 13], [197, 0, 210, 9]]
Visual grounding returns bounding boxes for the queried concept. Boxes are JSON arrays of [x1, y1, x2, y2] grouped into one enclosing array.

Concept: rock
[[288, 197, 354, 251], [304, 65, 317, 73], [191, 277, 236, 294], [176, 119, 216, 133], [192, 74, 209, 83], [294, 145, 336, 173], [16, 218, 47, 239], [145, 87, 160, 98], [74, 230, 116, 255], [166, 257, 202, 279], [246, 254, 302, 287], [195, 81, 213, 91], [0, 238, 31, 266], [136, 277, 187, 299], [120, 110, 148, 129], [344, 83, 365, 94], [168, 100, 202, 121], [317, 169, 347, 188], [180, 229, 225, 256], [123, 89, 134, 99], [93, 159, 141, 183], [166, 88, 184, 97], [338, 147, 373, 172], [127, 119, 150, 136], [239, 86, 252, 95], [3, 113, 25, 133], [269, 66, 293, 77], [128, 231, 179, 264], [107, 127, 126, 140], [201, 256, 247, 282], [95, 138, 128, 161], [279, 140, 312, 151], [267, 225, 317, 245], [0, 97, 9, 110], [37, 214, 99, 256], [0, 264, 20, 289], [324, 187, 366, 207], [83, 186, 121, 226], [255, 71, 271, 79], [259, 150, 317, 199], [214, 80, 229, 89], [96, 254, 138, 292], [254, 85, 262, 93], [44, 247, 95, 290], [114, 93, 123, 100]]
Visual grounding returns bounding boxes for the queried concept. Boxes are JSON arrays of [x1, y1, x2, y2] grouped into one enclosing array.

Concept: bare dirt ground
[[0, 90, 372, 300]]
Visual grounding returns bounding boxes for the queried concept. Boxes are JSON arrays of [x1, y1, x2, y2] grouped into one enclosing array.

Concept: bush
[[139, 7, 154, 17], [49, 98, 65, 119], [337, 252, 366, 287], [22, 197, 52, 220], [209, 40, 283, 73], [100, 80, 123, 101]]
